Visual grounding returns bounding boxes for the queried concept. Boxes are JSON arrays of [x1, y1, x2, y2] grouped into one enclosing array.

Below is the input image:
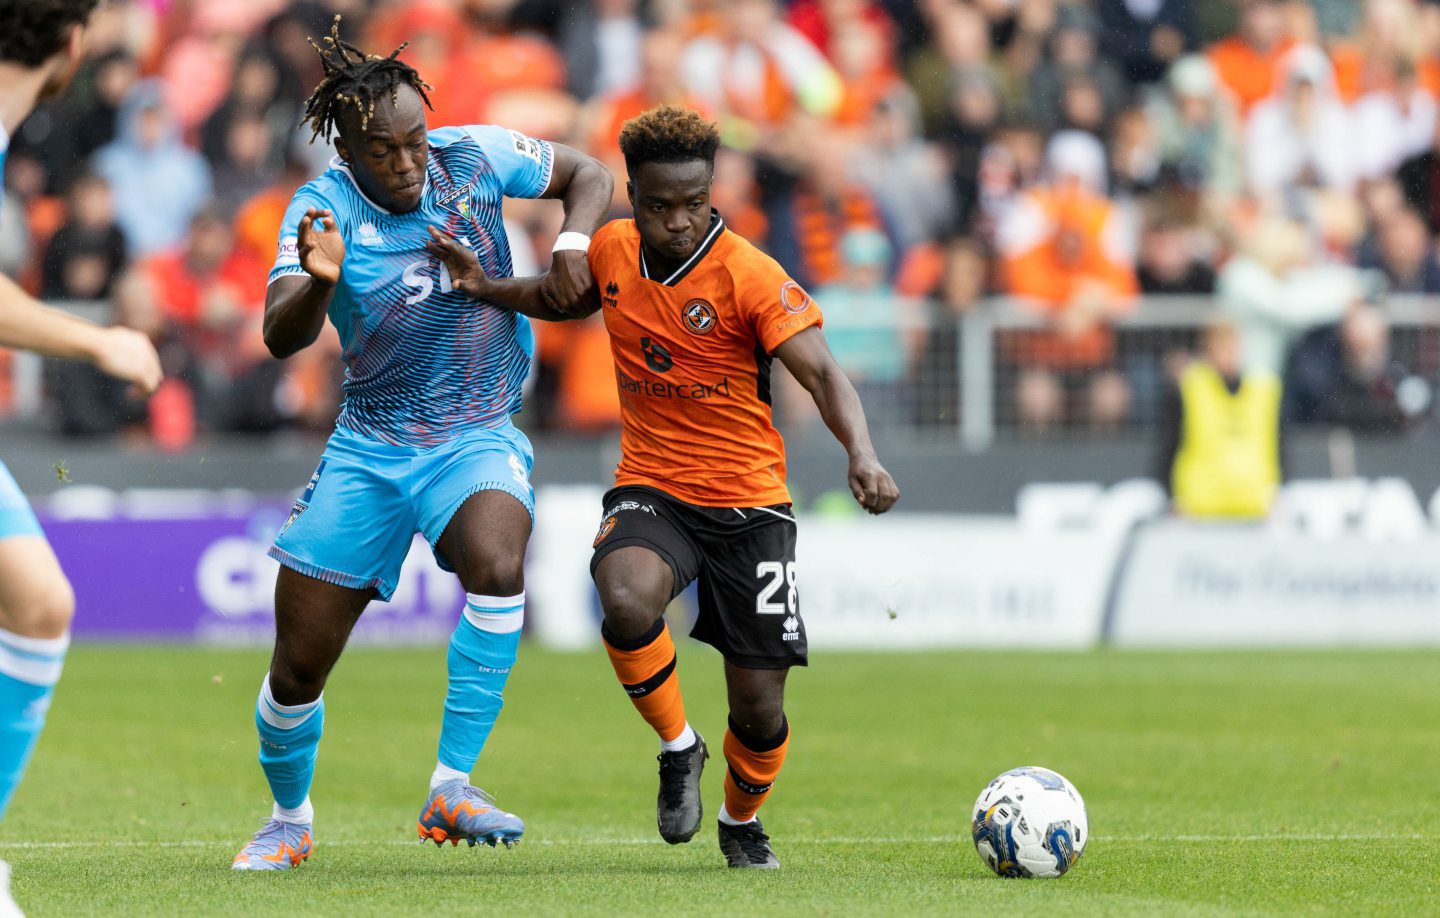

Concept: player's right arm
[[263, 207, 343, 359], [0, 272, 162, 393], [424, 226, 592, 322]]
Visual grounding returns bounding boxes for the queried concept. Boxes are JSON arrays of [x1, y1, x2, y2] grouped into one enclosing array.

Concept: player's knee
[[730, 695, 786, 740], [0, 574, 75, 640], [597, 579, 665, 641], [459, 553, 525, 597], [268, 656, 330, 706]]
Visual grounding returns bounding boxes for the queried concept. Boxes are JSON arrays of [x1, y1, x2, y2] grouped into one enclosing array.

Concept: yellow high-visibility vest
[[1172, 363, 1281, 519]]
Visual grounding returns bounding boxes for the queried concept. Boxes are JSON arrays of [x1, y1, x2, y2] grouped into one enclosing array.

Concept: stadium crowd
[[3, 0, 1440, 445]]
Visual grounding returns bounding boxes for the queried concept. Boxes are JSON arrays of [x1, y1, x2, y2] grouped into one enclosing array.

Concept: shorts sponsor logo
[[609, 500, 654, 515], [682, 299, 718, 336], [593, 515, 616, 547], [783, 614, 801, 641], [509, 454, 530, 488], [616, 368, 732, 400], [780, 281, 812, 315]]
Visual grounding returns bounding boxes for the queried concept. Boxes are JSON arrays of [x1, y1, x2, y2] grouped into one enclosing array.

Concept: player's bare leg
[[417, 491, 529, 849], [717, 662, 790, 869], [234, 570, 372, 870], [595, 547, 707, 844]]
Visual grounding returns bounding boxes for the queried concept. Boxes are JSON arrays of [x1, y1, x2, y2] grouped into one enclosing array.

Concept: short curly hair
[[618, 105, 720, 175], [0, 0, 99, 68]]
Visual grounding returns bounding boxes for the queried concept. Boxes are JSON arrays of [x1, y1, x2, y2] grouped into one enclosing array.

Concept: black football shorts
[[590, 485, 807, 669]]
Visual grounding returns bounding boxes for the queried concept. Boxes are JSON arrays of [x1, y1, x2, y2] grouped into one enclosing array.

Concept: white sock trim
[[463, 592, 525, 634], [0, 626, 68, 686], [273, 797, 313, 825], [718, 803, 755, 827], [430, 762, 470, 790], [661, 723, 697, 753], [257, 675, 322, 730]]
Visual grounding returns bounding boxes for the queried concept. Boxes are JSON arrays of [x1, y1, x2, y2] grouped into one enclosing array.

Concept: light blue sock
[[436, 593, 524, 775], [0, 628, 67, 819], [255, 675, 324, 811]]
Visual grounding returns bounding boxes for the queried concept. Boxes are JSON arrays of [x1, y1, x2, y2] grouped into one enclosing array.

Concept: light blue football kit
[[252, 125, 554, 826], [0, 118, 68, 823]]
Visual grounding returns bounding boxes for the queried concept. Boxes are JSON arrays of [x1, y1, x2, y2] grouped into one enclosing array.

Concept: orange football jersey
[[587, 213, 823, 507]]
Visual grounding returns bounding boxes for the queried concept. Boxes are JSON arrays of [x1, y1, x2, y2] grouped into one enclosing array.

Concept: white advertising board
[[1111, 520, 1440, 646]]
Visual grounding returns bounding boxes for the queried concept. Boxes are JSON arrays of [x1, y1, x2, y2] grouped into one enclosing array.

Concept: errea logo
[[358, 222, 385, 247]]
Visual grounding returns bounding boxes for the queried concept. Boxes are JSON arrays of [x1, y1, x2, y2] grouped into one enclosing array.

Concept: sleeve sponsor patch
[[780, 280, 813, 314], [275, 235, 300, 268], [509, 130, 546, 164]]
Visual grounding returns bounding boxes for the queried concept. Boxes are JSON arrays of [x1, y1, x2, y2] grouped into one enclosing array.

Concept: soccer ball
[[971, 766, 1088, 878]]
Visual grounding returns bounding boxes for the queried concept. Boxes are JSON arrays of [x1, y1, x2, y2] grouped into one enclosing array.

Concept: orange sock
[[602, 620, 688, 744], [722, 717, 790, 823]]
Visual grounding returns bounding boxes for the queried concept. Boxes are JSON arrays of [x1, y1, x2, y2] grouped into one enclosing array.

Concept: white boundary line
[[0, 834, 1426, 851]]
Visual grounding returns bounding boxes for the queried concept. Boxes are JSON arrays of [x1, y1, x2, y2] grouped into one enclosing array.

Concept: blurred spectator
[[914, 235, 989, 429], [1028, 6, 1127, 134], [1329, 0, 1440, 103], [1099, 0, 1197, 85], [682, 0, 844, 149], [786, 139, 885, 288], [1284, 302, 1430, 432], [1110, 106, 1163, 196], [65, 51, 139, 172], [94, 80, 213, 257], [234, 155, 314, 267], [787, 0, 896, 63], [814, 228, 919, 419], [201, 51, 290, 168], [941, 68, 1002, 234], [39, 174, 126, 301], [558, 0, 646, 101], [907, 1, 994, 136], [1157, 319, 1281, 519], [1136, 209, 1215, 294], [1146, 54, 1244, 198], [997, 131, 1138, 433], [1245, 46, 1354, 199], [1397, 114, 1440, 234], [1208, 0, 1293, 115], [210, 111, 282, 211], [1217, 214, 1365, 374], [852, 89, 953, 253], [1352, 59, 1437, 183], [1358, 206, 1440, 293], [829, 15, 904, 128]]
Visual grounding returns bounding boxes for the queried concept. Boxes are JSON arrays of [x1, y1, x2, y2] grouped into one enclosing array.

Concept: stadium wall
[[41, 478, 1440, 649]]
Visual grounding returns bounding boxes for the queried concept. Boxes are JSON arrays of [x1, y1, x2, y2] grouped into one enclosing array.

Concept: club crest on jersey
[[683, 299, 718, 336], [358, 222, 386, 247], [780, 281, 812, 314], [593, 515, 616, 547], [438, 182, 475, 219]]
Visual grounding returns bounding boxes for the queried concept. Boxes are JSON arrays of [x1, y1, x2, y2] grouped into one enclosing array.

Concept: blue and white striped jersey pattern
[[270, 124, 554, 447]]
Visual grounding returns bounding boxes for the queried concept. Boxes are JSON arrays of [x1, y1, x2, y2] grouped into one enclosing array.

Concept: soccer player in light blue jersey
[[0, 2, 164, 911], [230, 21, 612, 871]]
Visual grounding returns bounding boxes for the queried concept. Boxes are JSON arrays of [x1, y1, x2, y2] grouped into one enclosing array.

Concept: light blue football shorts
[[0, 461, 43, 541], [269, 422, 535, 601]]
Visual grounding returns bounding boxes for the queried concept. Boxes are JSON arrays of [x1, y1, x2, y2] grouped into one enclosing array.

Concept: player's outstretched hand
[[298, 208, 345, 287], [848, 452, 900, 515], [539, 249, 597, 317], [92, 327, 163, 396], [425, 226, 494, 300]]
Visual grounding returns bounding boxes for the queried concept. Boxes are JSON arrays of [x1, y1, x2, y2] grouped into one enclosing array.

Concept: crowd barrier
[[41, 479, 1440, 649]]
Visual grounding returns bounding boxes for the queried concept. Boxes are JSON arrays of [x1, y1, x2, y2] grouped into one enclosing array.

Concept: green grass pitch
[[4, 643, 1438, 915]]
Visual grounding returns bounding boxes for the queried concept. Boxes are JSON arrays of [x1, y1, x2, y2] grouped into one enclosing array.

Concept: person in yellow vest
[[1156, 319, 1283, 519]]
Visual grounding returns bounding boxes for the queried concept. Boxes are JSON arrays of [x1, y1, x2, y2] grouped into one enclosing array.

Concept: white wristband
[[552, 231, 591, 254]]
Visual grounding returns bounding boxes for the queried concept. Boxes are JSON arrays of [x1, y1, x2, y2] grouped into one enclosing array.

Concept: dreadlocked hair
[[0, 0, 100, 67], [618, 105, 720, 175], [301, 16, 433, 144]]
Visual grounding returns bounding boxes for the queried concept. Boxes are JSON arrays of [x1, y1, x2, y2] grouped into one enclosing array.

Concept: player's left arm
[[536, 143, 614, 316], [775, 327, 900, 515]]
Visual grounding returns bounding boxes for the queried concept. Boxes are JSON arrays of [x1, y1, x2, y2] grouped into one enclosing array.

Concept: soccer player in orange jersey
[[426, 105, 899, 868]]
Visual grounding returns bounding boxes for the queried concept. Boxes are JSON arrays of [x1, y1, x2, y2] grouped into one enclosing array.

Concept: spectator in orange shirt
[[787, 0, 895, 63], [786, 138, 886, 288], [1329, 0, 1440, 103], [1208, 0, 1294, 116], [997, 132, 1139, 433]]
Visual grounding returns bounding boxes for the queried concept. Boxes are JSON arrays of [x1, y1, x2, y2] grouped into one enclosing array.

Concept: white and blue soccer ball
[[971, 766, 1088, 878]]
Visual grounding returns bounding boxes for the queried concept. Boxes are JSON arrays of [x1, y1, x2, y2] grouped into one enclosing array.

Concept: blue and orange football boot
[[417, 779, 524, 848], [231, 819, 313, 871]]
